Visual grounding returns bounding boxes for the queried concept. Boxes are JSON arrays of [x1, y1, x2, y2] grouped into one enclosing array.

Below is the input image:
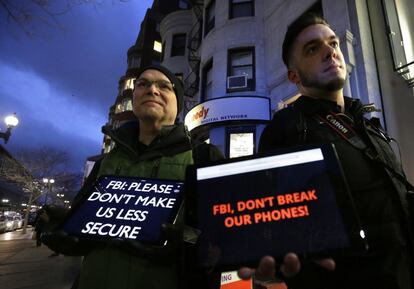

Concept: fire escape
[[184, 0, 203, 113]]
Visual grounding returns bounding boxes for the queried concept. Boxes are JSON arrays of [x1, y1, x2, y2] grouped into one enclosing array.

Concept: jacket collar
[[293, 95, 364, 119], [102, 121, 191, 158]]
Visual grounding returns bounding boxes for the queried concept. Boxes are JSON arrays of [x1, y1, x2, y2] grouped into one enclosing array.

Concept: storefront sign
[[220, 271, 252, 289], [185, 97, 270, 131]]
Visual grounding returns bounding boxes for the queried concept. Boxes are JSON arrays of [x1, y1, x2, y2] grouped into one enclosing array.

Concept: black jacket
[[260, 95, 413, 289], [73, 121, 223, 207], [45, 121, 223, 256], [44, 121, 224, 289]]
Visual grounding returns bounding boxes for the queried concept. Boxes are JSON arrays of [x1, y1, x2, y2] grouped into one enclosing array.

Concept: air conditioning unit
[[227, 75, 248, 89]]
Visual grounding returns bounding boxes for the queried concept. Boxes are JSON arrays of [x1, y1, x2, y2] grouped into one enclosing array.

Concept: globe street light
[[43, 178, 55, 205], [0, 113, 19, 144], [1, 199, 10, 210]]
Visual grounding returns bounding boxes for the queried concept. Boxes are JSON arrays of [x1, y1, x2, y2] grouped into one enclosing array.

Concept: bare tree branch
[[0, 145, 82, 233], [0, 0, 119, 36], [15, 146, 71, 178]]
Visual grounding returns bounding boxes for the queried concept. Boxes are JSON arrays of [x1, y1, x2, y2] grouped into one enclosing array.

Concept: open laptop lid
[[185, 143, 368, 270]]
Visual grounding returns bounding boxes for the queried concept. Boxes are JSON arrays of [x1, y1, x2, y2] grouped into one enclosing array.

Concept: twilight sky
[[0, 0, 152, 172]]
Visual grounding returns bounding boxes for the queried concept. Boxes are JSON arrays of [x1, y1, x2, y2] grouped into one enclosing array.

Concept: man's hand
[[114, 223, 200, 261], [41, 230, 87, 256], [238, 253, 335, 283]]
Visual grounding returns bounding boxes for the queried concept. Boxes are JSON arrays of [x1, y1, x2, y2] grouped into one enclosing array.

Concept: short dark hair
[[282, 13, 329, 67]]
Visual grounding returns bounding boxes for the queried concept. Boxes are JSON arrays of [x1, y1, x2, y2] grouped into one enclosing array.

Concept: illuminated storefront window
[[229, 132, 254, 158]]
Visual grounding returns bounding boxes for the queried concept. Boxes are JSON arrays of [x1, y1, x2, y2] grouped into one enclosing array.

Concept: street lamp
[[43, 178, 55, 205], [0, 113, 19, 144], [1, 199, 10, 210], [56, 193, 65, 205]]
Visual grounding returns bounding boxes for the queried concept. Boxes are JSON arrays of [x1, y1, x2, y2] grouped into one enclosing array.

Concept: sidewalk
[[0, 229, 81, 289]]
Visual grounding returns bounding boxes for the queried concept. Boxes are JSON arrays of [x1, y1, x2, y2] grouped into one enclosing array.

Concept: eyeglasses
[[134, 78, 175, 92]]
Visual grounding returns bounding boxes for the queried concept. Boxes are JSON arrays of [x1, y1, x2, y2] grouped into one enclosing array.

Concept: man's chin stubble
[[324, 78, 346, 91]]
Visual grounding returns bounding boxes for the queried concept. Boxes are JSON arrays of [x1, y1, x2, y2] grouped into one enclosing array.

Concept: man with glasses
[[239, 13, 413, 289], [43, 65, 222, 289]]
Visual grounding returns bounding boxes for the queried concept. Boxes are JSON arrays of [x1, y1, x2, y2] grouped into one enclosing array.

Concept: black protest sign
[[190, 145, 368, 268], [61, 176, 184, 244]]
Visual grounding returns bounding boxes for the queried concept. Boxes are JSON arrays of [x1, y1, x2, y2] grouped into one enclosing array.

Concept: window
[[228, 47, 255, 91], [153, 40, 162, 53], [115, 103, 122, 114], [171, 34, 186, 56], [128, 55, 141, 69], [152, 59, 161, 65], [202, 60, 213, 101], [175, 73, 183, 81], [383, 0, 414, 86], [230, 0, 254, 19], [124, 78, 135, 90], [115, 98, 132, 113], [204, 0, 215, 36], [122, 98, 132, 111], [226, 126, 255, 158], [178, 0, 189, 9]]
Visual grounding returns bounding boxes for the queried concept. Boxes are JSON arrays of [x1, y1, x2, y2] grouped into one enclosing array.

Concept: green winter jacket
[[77, 122, 221, 289]]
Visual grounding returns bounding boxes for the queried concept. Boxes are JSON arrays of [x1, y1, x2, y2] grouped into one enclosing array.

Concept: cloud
[[0, 0, 151, 110], [0, 0, 153, 172], [0, 63, 103, 172], [0, 63, 104, 142]]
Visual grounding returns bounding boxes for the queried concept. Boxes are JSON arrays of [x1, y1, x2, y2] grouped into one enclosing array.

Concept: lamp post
[[1, 198, 10, 212], [1, 198, 9, 207], [0, 113, 19, 144], [21, 180, 41, 234], [43, 178, 55, 205], [56, 192, 65, 205]]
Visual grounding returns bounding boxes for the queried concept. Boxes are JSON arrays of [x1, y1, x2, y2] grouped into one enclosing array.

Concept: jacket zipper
[[150, 159, 160, 177]]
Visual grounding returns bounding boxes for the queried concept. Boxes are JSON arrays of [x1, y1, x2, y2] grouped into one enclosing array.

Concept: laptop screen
[[186, 144, 367, 269]]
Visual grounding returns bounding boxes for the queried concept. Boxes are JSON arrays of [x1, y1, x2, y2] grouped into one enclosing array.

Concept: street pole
[[21, 188, 46, 235], [43, 178, 54, 205], [21, 178, 55, 234], [44, 189, 49, 205], [22, 192, 33, 234]]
